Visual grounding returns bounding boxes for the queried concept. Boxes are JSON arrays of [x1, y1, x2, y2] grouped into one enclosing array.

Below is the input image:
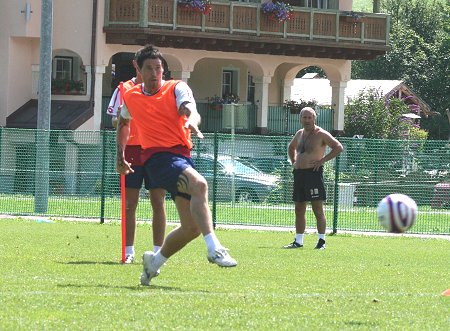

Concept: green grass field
[[1, 218, 449, 330], [1, 194, 449, 234]]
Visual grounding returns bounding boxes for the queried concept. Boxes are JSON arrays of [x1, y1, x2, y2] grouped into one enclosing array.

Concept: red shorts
[[125, 145, 143, 166]]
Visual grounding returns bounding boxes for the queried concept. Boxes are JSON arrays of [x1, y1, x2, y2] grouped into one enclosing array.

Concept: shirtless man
[[284, 107, 343, 249]]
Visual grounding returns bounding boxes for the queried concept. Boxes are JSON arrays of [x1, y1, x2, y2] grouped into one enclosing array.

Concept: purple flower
[[178, 0, 212, 15], [261, 1, 294, 22]]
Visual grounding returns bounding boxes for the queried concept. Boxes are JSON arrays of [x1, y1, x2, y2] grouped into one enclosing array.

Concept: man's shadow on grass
[[56, 261, 212, 292], [58, 260, 132, 266], [57, 283, 202, 292]]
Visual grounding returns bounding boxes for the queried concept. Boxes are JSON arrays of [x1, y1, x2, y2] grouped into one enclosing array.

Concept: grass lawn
[[1, 194, 448, 234], [0, 218, 449, 330]]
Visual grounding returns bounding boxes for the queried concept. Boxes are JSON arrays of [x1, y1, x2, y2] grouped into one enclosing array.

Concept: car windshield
[[220, 158, 261, 175]]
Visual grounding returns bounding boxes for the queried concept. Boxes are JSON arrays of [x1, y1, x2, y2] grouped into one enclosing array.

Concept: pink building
[[0, 0, 389, 133]]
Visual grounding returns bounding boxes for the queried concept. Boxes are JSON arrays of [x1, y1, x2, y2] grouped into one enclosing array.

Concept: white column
[[94, 65, 106, 130], [330, 81, 347, 132], [170, 70, 191, 83], [254, 76, 272, 133], [282, 79, 294, 103], [64, 144, 77, 194], [31, 64, 40, 98], [84, 65, 92, 98]]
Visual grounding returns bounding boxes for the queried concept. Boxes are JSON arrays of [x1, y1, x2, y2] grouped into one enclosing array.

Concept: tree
[[344, 88, 427, 139], [352, 0, 449, 139]]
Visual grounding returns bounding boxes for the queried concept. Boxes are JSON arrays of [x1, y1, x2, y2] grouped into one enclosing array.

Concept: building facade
[[0, 0, 389, 133]]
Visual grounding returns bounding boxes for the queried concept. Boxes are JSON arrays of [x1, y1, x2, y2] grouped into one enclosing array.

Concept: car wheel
[[236, 189, 257, 203]]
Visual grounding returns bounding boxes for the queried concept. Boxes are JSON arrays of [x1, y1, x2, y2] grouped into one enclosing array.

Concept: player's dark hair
[[135, 44, 165, 69]]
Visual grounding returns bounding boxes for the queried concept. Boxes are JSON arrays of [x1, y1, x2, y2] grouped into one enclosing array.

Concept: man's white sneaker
[[124, 254, 135, 264], [140, 251, 160, 286], [207, 248, 237, 267]]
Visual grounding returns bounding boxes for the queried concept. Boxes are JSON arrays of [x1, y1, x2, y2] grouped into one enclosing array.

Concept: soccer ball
[[377, 194, 417, 233]]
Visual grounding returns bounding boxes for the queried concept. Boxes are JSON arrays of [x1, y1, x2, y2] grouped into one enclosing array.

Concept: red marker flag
[[119, 82, 126, 263]]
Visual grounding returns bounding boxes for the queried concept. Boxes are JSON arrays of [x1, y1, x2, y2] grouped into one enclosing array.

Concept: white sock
[[295, 234, 304, 245], [153, 245, 161, 253], [125, 246, 134, 256], [152, 251, 168, 270], [318, 233, 325, 241], [204, 233, 221, 253]]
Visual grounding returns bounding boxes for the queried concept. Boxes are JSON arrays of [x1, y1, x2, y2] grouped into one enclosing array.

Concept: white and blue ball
[[377, 194, 417, 233]]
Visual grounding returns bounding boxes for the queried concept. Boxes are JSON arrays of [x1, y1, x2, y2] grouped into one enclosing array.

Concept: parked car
[[246, 157, 292, 174], [192, 154, 279, 203]]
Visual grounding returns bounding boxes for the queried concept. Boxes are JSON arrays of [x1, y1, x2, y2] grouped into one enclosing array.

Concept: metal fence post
[[332, 153, 341, 234], [212, 132, 218, 228], [100, 130, 108, 223]]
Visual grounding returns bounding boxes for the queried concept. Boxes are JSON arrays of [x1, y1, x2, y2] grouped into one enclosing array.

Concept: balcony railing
[[102, 100, 333, 135], [104, 0, 390, 48]]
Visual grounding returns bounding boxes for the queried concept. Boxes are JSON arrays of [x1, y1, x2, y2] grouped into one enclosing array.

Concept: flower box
[[340, 12, 366, 23], [284, 99, 318, 114], [51, 78, 84, 95], [261, 1, 294, 23], [207, 94, 240, 111], [178, 0, 212, 15]]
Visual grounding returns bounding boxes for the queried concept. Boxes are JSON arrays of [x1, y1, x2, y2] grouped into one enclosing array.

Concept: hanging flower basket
[[211, 104, 222, 111], [261, 1, 294, 22], [284, 99, 318, 114], [51, 78, 84, 95], [208, 94, 240, 111], [340, 11, 366, 23], [178, 0, 212, 15]]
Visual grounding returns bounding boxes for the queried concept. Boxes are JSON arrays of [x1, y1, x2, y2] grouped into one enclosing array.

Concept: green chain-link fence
[[0, 128, 448, 234]]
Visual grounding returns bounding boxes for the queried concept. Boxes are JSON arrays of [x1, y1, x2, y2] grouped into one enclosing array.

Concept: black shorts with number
[[292, 167, 326, 202]]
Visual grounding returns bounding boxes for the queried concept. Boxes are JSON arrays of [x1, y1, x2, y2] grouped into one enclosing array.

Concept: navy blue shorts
[[292, 167, 326, 202], [125, 165, 158, 190], [144, 152, 194, 198]]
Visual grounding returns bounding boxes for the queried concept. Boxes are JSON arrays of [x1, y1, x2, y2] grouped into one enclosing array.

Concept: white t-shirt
[[106, 77, 138, 117]]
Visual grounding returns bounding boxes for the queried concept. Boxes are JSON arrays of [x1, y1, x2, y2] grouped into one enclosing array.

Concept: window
[[289, 0, 335, 9], [247, 73, 255, 103], [53, 57, 73, 80], [222, 70, 233, 96], [222, 69, 239, 97]]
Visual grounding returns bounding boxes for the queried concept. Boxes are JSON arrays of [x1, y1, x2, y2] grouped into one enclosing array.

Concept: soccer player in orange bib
[[116, 45, 237, 285]]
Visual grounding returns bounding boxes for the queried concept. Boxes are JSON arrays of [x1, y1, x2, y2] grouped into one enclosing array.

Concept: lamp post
[[34, 0, 53, 213]]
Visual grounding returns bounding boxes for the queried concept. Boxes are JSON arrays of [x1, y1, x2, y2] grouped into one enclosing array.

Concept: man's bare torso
[[293, 127, 327, 169]]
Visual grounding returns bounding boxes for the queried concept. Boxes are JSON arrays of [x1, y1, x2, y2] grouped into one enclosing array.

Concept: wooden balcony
[[103, 0, 390, 60]]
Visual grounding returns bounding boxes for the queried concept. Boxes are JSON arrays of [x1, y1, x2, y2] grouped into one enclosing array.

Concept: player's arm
[[107, 87, 121, 128], [322, 131, 343, 162], [312, 131, 343, 171], [179, 102, 203, 139], [116, 104, 134, 175], [175, 82, 204, 138], [288, 130, 301, 166]]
